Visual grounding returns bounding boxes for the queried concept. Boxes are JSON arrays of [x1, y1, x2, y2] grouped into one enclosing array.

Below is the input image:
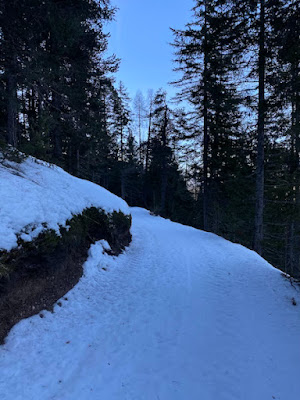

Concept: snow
[[1, 207, 300, 400], [0, 156, 129, 251]]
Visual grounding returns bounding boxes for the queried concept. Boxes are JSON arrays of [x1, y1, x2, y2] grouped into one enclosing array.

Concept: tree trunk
[[143, 99, 153, 207], [254, 0, 265, 255], [146, 103, 152, 173], [203, 0, 209, 231], [51, 91, 62, 160], [7, 71, 17, 147], [3, 2, 18, 147], [138, 109, 142, 163], [76, 148, 80, 177], [293, 58, 300, 276], [120, 123, 124, 162], [121, 170, 126, 200], [160, 107, 168, 216], [28, 87, 38, 143]]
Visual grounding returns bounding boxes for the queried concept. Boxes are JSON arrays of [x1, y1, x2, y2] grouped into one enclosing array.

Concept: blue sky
[[106, 0, 194, 100]]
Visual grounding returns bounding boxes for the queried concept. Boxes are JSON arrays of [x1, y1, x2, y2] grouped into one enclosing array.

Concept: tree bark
[[292, 58, 300, 275], [51, 91, 62, 160], [146, 102, 153, 173], [160, 107, 168, 216], [7, 69, 18, 147], [203, 0, 209, 231], [254, 0, 265, 255]]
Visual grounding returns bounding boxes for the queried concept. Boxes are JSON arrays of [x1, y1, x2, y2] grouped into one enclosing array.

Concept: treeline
[[0, 0, 300, 278], [0, 1, 194, 229], [0, 0, 123, 183], [171, 0, 300, 277]]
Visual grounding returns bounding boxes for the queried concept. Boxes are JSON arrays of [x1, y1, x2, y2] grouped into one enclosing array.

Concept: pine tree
[[133, 90, 146, 163], [112, 82, 132, 198], [172, 0, 247, 233], [262, 0, 300, 276], [0, 0, 118, 173], [252, 0, 266, 255], [146, 90, 194, 220]]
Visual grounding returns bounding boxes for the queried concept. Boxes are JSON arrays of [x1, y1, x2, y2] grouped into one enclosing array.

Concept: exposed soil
[[0, 208, 131, 344]]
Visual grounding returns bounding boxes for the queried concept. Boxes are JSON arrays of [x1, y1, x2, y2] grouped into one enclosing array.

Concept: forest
[[0, 0, 299, 279]]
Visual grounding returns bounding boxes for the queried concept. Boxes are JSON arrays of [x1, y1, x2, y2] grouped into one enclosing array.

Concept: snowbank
[[0, 156, 130, 251], [0, 208, 299, 400]]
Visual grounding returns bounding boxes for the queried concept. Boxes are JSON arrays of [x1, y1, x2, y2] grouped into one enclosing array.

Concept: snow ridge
[[0, 156, 129, 251]]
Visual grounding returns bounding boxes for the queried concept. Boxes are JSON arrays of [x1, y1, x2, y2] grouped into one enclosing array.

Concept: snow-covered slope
[[0, 157, 129, 251], [1, 208, 299, 400]]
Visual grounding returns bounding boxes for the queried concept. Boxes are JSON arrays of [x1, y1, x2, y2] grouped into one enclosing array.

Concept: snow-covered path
[[1, 208, 300, 400]]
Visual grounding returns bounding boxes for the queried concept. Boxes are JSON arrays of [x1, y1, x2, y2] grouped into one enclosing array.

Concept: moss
[[0, 206, 132, 344], [0, 207, 131, 280], [18, 229, 60, 254], [110, 211, 132, 233], [62, 207, 111, 247]]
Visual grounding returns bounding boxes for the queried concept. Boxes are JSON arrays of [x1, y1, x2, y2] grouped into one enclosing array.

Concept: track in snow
[[0, 208, 299, 400]]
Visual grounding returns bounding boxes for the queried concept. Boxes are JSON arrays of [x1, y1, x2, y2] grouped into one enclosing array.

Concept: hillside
[[0, 156, 129, 252], [0, 158, 299, 399], [0, 155, 131, 343]]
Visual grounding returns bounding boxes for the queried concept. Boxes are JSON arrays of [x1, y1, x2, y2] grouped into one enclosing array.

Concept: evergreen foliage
[[1, 0, 300, 277], [171, 0, 300, 277]]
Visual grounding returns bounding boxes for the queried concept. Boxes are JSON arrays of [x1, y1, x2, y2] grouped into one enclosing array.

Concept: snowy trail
[[1, 208, 300, 400]]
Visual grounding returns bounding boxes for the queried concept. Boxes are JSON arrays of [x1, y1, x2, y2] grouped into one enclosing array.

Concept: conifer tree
[[0, 0, 117, 172], [172, 0, 246, 233], [263, 0, 300, 275], [146, 90, 194, 220], [133, 90, 146, 163], [113, 82, 131, 163]]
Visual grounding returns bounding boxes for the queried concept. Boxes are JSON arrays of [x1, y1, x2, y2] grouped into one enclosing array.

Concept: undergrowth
[[0, 142, 26, 164], [0, 207, 132, 280]]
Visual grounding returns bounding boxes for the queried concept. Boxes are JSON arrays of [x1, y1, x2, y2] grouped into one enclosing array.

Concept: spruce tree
[[172, 0, 247, 234]]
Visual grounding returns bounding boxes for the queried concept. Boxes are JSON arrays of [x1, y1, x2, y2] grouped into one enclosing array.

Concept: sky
[[106, 0, 194, 100]]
